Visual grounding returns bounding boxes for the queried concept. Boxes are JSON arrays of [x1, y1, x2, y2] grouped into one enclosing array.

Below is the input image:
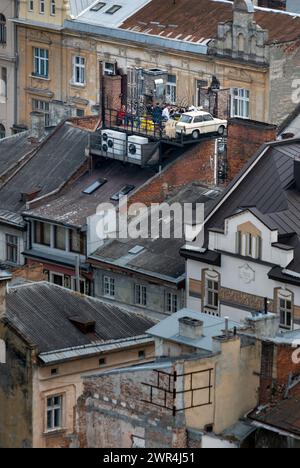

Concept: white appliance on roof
[[127, 135, 149, 161], [101, 129, 127, 157]]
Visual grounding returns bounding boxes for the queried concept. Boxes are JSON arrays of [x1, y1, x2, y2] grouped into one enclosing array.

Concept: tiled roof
[[121, 0, 300, 45], [4, 282, 155, 354]]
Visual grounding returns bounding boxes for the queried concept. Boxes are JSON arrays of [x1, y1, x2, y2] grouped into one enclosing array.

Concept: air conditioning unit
[[101, 130, 127, 157], [127, 135, 149, 161]]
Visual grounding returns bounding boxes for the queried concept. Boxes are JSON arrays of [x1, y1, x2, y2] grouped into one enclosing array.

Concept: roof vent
[[295, 157, 300, 192], [68, 316, 96, 334], [179, 316, 204, 340]]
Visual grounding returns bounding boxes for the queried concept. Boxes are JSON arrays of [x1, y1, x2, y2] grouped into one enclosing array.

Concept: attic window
[[106, 5, 122, 14], [111, 185, 135, 201], [68, 316, 96, 334], [82, 178, 107, 195], [90, 2, 106, 11]]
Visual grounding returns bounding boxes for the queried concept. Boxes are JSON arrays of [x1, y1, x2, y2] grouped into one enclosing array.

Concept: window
[[33, 48, 49, 78], [104, 276, 115, 298], [99, 357, 106, 366], [0, 14, 6, 45], [51, 273, 63, 286], [69, 230, 85, 254], [104, 62, 116, 76], [28, 1, 34, 11], [34, 221, 51, 246], [32, 99, 50, 126], [245, 233, 252, 257], [205, 272, 219, 310], [54, 225, 66, 250], [194, 116, 203, 123], [203, 114, 214, 122], [46, 395, 63, 431], [0, 123, 5, 139], [110, 185, 135, 201], [50, 0, 56, 15], [73, 56, 85, 85], [91, 2, 106, 11], [231, 88, 250, 119], [82, 178, 107, 195], [6, 235, 18, 264], [166, 74, 176, 105], [76, 108, 85, 117], [106, 5, 122, 14], [167, 293, 178, 313], [138, 350, 145, 359], [135, 284, 147, 307], [40, 0, 45, 14], [236, 230, 262, 260], [278, 291, 293, 330], [0, 67, 7, 102], [51, 368, 58, 376]]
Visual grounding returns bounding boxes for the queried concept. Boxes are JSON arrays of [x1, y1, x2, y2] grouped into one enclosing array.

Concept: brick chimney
[[227, 118, 277, 182], [0, 271, 12, 319], [30, 111, 46, 141]]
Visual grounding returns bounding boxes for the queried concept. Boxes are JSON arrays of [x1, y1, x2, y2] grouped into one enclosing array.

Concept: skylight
[[83, 178, 107, 195], [111, 185, 135, 201], [106, 5, 122, 15], [129, 245, 144, 255], [90, 2, 106, 12]]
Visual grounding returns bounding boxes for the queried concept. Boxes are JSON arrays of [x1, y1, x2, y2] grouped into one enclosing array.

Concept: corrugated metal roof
[[5, 282, 156, 354], [0, 131, 37, 178], [0, 210, 25, 228]]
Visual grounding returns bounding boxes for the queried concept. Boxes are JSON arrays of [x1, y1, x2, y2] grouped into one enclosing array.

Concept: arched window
[[0, 123, 5, 139], [51, 0, 56, 15], [0, 14, 6, 45]]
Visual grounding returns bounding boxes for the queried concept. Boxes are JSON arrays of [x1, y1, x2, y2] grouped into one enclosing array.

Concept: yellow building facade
[[16, 0, 270, 130]]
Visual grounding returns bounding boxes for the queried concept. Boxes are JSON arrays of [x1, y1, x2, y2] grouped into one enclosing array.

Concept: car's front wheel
[[218, 125, 225, 136], [192, 130, 200, 140]]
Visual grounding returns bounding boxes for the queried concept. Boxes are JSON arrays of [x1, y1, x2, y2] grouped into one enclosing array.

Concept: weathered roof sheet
[[24, 158, 156, 227], [147, 308, 241, 351], [5, 282, 155, 354], [0, 131, 37, 178], [77, 0, 151, 27], [0, 122, 89, 213], [121, 0, 300, 45]]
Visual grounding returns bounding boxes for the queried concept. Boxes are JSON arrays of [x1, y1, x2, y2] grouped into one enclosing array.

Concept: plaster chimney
[[179, 316, 204, 340], [30, 111, 46, 141], [0, 271, 12, 319]]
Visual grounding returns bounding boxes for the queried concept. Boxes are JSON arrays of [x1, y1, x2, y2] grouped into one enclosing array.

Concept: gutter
[[64, 20, 208, 56]]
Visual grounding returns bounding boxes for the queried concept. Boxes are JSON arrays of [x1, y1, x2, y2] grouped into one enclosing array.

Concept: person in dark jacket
[[152, 103, 163, 124]]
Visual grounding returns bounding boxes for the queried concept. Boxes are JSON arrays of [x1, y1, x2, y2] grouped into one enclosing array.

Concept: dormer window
[[236, 223, 262, 260]]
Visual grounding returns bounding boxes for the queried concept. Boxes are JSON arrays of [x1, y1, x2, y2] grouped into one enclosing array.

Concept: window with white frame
[[39, 0, 45, 14], [135, 284, 147, 307], [205, 271, 219, 310], [104, 276, 115, 298], [236, 230, 262, 260], [166, 292, 178, 313], [32, 99, 50, 126], [73, 56, 85, 85], [33, 47, 49, 78], [104, 62, 116, 76], [50, 0, 56, 15], [6, 235, 18, 264], [28, 0, 34, 11], [0, 14, 6, 45], [278, 290, 293, 330], [46, 395, 63, 431], [231, 88, 250, 119], [0, 67, 7, 103], [166, 74, 177, 105]]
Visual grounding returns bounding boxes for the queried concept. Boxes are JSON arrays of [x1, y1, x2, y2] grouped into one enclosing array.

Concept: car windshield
[[179, 115, 193, 124]]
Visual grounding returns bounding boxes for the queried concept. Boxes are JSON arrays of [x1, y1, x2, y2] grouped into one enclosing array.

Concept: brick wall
[[129, 139, 216, 207], [227, 119, 277, 181], [104, 75, 122, 115]]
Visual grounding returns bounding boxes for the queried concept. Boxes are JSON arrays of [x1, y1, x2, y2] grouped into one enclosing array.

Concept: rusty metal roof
[[121, 0, 300, 45]]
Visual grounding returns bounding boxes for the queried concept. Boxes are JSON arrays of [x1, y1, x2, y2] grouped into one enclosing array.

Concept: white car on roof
[[175, 111, 227, 139]]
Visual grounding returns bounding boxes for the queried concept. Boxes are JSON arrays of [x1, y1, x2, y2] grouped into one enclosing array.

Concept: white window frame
[[6, 234, 19, 264], [73, 56, 85, 85], [46, 395, 63, 432], [205, 272, 219, 311], [33, 47, 49, 78], [28, 1, 34, 12], [278, 290, 293, 330], [104, 62, 116, 76], [50, 0, 56, 15], [166, 74, 177, 105], [231, 88, 250, 119], [167, 292, 178, 314], [104, 276, 115, 298], [39, 0, 45, 14], [135, 284, 147, 307]]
